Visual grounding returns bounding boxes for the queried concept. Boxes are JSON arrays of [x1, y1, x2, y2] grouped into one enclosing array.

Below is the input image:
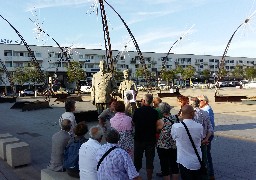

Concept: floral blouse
[[157, 115, 179, 149]]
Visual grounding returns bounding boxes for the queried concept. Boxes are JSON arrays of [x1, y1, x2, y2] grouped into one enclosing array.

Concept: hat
[[197, 95, 209, 102]]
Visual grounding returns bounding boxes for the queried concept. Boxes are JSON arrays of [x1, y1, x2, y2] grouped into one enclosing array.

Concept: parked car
[[244, 81, 256, 88], [20, 89, 35, 96], [80, 85, 91, 93]]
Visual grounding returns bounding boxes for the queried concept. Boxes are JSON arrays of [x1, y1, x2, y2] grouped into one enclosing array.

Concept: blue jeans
[[207, 135, 214, 176]]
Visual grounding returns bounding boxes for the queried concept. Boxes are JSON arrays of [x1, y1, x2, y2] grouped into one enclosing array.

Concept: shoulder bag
[[181, 121, 207, 175], [97, 146, 117, 171]]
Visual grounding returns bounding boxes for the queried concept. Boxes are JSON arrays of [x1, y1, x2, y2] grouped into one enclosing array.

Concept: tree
[[182, 65, 196, 80], [66, 61, 86, 92], [218, 68, 228, 79], [201, 69, 211, 80], [232, 65, 244, 79], [160, 69, 176, 86], [244, 67, 256, 80], [12, 67, 27, 85], [114, 70, 123, 82]]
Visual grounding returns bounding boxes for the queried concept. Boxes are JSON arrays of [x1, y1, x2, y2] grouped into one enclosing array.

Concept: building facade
[[0, 43, 256, 87]]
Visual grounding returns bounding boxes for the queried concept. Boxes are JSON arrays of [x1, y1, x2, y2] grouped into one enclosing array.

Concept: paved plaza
[[0, 89, 255, 179]]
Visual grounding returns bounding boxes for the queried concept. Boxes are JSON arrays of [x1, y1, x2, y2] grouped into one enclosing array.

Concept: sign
[[124, 90, 136, 103]]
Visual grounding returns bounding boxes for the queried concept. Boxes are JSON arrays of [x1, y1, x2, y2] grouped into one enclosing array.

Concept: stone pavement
[[0, 96, 255, 180]]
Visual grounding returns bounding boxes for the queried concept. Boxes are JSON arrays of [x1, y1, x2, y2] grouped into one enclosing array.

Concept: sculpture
[[118, 69, 137, 116], [118, 69, 137, 100], [91, 60, 117, 113]]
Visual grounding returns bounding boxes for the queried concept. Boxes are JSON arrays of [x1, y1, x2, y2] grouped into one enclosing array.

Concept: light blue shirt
[[201, 105, 215, 129]]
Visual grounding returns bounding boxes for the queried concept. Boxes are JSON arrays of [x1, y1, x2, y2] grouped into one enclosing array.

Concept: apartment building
[[0, 43, 256, 87]]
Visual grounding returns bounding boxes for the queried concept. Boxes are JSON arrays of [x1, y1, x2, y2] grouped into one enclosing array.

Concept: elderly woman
[[157, 102, 179, 180], [64, 122, 89, 178], [176, 95, 189, 117], [110, 101, 134, 157]]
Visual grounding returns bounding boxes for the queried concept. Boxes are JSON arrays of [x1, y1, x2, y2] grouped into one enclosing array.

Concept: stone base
[[41, 169, 78, 180], [0, 137, 20, 160], [6, 142, 31, 167], [0, 133, 13, 139]]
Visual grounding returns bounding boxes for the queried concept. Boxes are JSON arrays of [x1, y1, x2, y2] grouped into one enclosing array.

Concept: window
[[120, 56, 124, 60], [5, 61, 12, 67], [230, 60, 234, 63], [200, 59, 204, 62], [209, 59, 214, 62], [209, 65, 214, 69], [4, 50, 12, 56], [36, 53, 41, 57], [200, 65, 204, 68], [87, 64, 94, 68], [91, 56, 94, 59], [20, 52, 24, 56], [215, 59, 219, 63]]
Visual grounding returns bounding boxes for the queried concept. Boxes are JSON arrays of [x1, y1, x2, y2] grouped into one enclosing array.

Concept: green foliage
[[244, 67, 256, 80], [160, 69, 176, 85], [218, 67, 228, 78], [135, 66, 150, 78], [13, 66, 43, 85], [175, 65, 184, 74], [66, 61, 86, 83], [232, 65, 244, 79], [201, 69, 211, 79], [114, 70, 124, 81], [182, 65, 196, 80]]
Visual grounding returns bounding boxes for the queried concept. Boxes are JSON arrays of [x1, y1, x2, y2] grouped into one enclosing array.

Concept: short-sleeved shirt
[[96, 143, 139, 180], [132, 106, 159, 143], [157, 115, 179, 149]]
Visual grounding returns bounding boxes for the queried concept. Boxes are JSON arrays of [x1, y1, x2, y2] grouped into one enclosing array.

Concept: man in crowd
[[79, 126, 103, 180], [47, 119, 71, 172], [171, 105, 203, 179], [198, 95, 215, 180], [132, 94, 162, 180], [96, 128, 141, 180], [59, 100, 77, 136]]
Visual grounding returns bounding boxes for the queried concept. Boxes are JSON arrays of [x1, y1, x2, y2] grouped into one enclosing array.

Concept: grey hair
[[158, 102, 172, 114], [106, 128, 120, 144], [190, 97, 200, 108], [143, 94, 153, 105], [89, 126, 103, 140], [61, 119, 71, 131]]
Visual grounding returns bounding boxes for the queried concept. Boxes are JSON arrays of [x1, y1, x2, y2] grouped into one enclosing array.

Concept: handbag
[[181, 121, 207, 175]]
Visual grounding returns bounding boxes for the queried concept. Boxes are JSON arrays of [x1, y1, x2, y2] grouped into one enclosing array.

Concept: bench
[[6, 142, 31, 167], [0, 134, 31, 168], [0, 137, 20, 160], [41, 169, 78, 180]]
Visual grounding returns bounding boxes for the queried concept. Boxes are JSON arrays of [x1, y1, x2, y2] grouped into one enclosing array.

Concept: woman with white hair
[[157, 102, 179, 180]]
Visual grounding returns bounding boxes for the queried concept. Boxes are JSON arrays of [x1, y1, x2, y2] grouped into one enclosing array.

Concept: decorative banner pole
[[0, 14, 45, 86], [218, 10, 256, 80], [98, 0, 113, 72], [162, 24, 195, 69], [29, 18, 71, 72], [102, 0, 157, 90]]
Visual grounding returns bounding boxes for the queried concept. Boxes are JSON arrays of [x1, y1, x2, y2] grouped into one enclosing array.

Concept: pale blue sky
[[1, 0, 256, 58]]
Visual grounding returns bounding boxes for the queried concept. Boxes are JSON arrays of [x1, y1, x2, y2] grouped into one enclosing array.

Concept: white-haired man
[[198, 95, 215, 180], [79, 126, 103, 180]]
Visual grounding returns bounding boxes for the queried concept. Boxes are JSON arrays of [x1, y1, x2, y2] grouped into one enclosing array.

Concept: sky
[[1, 0, 256, 58]]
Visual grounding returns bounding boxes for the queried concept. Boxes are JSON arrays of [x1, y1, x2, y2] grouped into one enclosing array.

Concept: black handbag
[[181, 121, 207, 175]]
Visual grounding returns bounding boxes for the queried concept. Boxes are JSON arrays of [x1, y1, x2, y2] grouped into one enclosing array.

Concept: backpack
[[63, 137, 87, 170]]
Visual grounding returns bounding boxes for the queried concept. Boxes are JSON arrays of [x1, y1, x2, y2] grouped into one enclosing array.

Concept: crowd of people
[[47, 93, 215, 180]]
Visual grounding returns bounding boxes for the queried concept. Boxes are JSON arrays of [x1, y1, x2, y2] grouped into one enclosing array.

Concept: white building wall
[[0, 44, 256, 86]]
